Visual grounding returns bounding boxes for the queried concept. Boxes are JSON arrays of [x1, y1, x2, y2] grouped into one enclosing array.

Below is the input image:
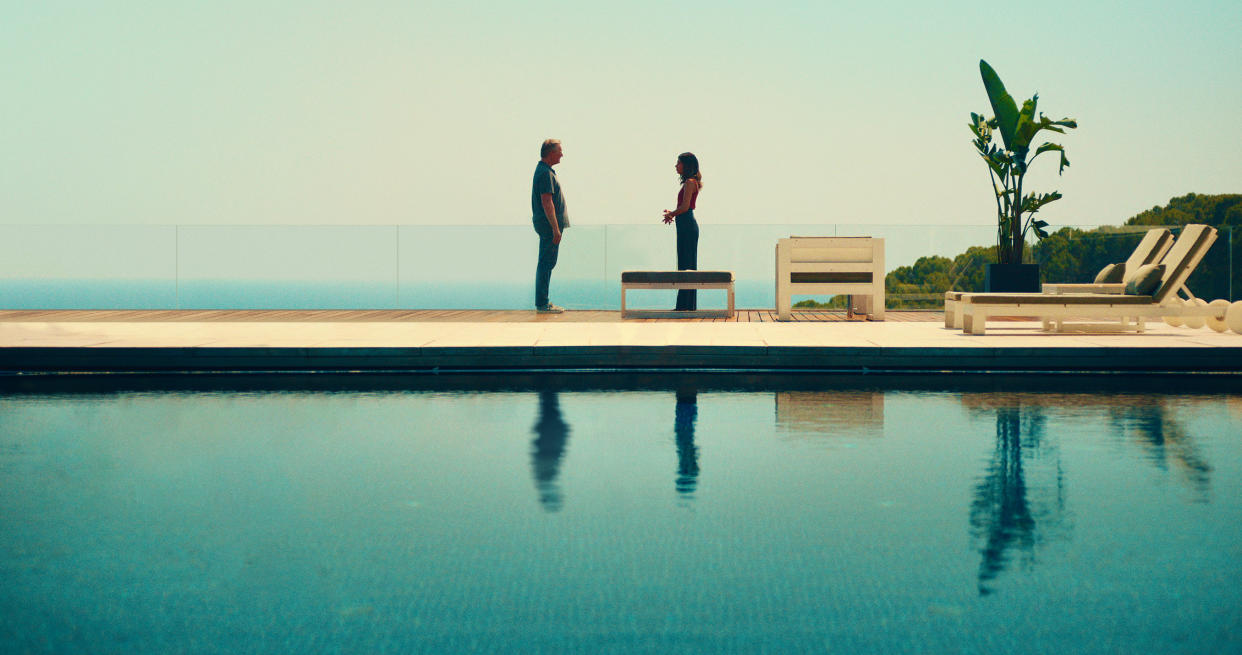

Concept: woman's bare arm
[[663, 180, 698, 223]]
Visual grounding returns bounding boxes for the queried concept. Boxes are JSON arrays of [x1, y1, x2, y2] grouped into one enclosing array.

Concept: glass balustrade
[[0, 223, 1234, 310]]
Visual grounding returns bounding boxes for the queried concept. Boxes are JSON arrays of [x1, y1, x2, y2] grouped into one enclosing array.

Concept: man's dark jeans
[[533, 218, 560, 308]]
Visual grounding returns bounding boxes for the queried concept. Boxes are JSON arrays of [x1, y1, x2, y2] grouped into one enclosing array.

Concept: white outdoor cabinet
[[775, 237, 885, 321]]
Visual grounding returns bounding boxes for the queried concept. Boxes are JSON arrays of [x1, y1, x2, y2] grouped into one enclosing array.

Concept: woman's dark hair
[[677, 152, 702, 186]]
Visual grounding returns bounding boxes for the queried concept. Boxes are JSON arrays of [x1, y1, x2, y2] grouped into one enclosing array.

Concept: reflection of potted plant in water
[[965, 393, 1219, 594], [968, 405, 1066, 595], [969, 59, 1078, 292]]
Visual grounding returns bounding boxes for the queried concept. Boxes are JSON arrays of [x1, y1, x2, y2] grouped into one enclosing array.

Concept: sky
[[3, 0, 1240, 229]]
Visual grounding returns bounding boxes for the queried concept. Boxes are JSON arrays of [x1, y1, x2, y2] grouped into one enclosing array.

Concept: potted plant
[[969, 60, 1077, 292]]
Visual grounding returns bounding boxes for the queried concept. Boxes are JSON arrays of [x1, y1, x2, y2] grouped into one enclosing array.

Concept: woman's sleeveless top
[[677, 183, 698, 210]]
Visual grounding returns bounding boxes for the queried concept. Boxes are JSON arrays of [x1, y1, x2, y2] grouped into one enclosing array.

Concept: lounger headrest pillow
[[1124, 263, 1164, 296], [1093, 263, 1126, 284]]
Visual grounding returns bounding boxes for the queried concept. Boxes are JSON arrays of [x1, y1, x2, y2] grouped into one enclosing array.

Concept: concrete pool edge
[[7, 319, 1242, 376], [6, 343, 1242, 375]]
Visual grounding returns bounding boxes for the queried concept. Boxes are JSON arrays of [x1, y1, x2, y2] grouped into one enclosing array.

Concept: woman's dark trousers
[[675, 212, 699, 311]]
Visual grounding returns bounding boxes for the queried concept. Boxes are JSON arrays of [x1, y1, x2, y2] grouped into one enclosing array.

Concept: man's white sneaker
[[537, 304, 565, 314]]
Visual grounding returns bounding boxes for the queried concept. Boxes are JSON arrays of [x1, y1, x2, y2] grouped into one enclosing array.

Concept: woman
[[662, 152, 702, 311]]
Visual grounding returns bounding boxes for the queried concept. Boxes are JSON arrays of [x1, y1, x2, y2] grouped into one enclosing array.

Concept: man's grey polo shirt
[[531, 161, 569, 229]]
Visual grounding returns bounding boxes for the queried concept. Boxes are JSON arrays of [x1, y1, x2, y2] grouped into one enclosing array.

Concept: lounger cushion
[[621, 271, 734, 284], [1153, 224, 1215, 303], [790, 272, 872, 283], [1126, 228, 1174, 269], [1093, 263, 1125, 283], [1124, 264, 1164, 296], [964, 293, 1154, 305]]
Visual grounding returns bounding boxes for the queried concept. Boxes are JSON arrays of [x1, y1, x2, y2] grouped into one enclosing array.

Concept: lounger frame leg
[[963, 309, 987, 335]]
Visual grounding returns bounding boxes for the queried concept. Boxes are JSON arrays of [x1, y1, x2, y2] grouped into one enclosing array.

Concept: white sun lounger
[[958, 224, 1224, 335], [945, 227, 1174, 329]]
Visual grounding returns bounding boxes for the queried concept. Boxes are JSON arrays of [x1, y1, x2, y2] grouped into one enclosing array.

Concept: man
[[531, 139, 568, 313]]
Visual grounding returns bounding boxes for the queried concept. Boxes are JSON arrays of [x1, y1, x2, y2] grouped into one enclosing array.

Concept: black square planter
[[985, 263, 1040, 292]]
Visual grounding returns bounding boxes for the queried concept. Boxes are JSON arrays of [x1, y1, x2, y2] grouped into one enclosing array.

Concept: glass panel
[[0, 225, 176, 309], [177, 226, 398, 309], [397, 225, 607, 310], [1184, 224, 1235, 302], [397, 226, 528, 310], [1230, 227, 1239, 302]]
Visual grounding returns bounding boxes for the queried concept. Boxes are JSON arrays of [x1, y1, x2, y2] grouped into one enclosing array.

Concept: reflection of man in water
[[675, 390, 700, 495], [531, 391, 570, 512]]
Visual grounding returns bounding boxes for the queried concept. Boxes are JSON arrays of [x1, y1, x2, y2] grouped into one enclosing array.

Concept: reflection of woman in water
[[530, 391, 569, 512], [674, 390, 699, 495], [662, 152, 702, 311]]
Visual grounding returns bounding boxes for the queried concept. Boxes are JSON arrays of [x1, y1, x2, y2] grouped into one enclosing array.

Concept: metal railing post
[[395, 225, 401, 309], [598, 222, 603, 304]]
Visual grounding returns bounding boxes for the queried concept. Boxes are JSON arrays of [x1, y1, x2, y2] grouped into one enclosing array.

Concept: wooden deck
[[0, 309, 942, 323]]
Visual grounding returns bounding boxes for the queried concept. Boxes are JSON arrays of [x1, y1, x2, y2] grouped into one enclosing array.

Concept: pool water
[[2, 376, 1240, 653]]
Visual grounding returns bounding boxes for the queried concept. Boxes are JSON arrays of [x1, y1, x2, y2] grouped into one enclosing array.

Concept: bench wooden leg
[[621, 282, 735, 318]]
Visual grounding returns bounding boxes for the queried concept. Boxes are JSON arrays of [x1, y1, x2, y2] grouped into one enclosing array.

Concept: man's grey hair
[[540, 139, 561, 158]]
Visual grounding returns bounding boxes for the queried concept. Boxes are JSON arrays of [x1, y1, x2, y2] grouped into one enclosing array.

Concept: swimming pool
[[2, 375, 1239, 653]]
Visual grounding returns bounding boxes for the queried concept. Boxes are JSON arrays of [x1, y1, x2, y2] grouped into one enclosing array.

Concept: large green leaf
[[1038, 115, 1078, 133], [1013, 96, 1039, 156], [1021, 191, 1063, 215], [1030, 216, 1052, 239], [985, 156, 1007, 179], [1034, 142, 1072, 174], [980, 60, 1019, 152], [968, 113, 991, 140]]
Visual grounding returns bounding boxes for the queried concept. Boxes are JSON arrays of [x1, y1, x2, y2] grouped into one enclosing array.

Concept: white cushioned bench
[[620, 271, 735, 319]]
